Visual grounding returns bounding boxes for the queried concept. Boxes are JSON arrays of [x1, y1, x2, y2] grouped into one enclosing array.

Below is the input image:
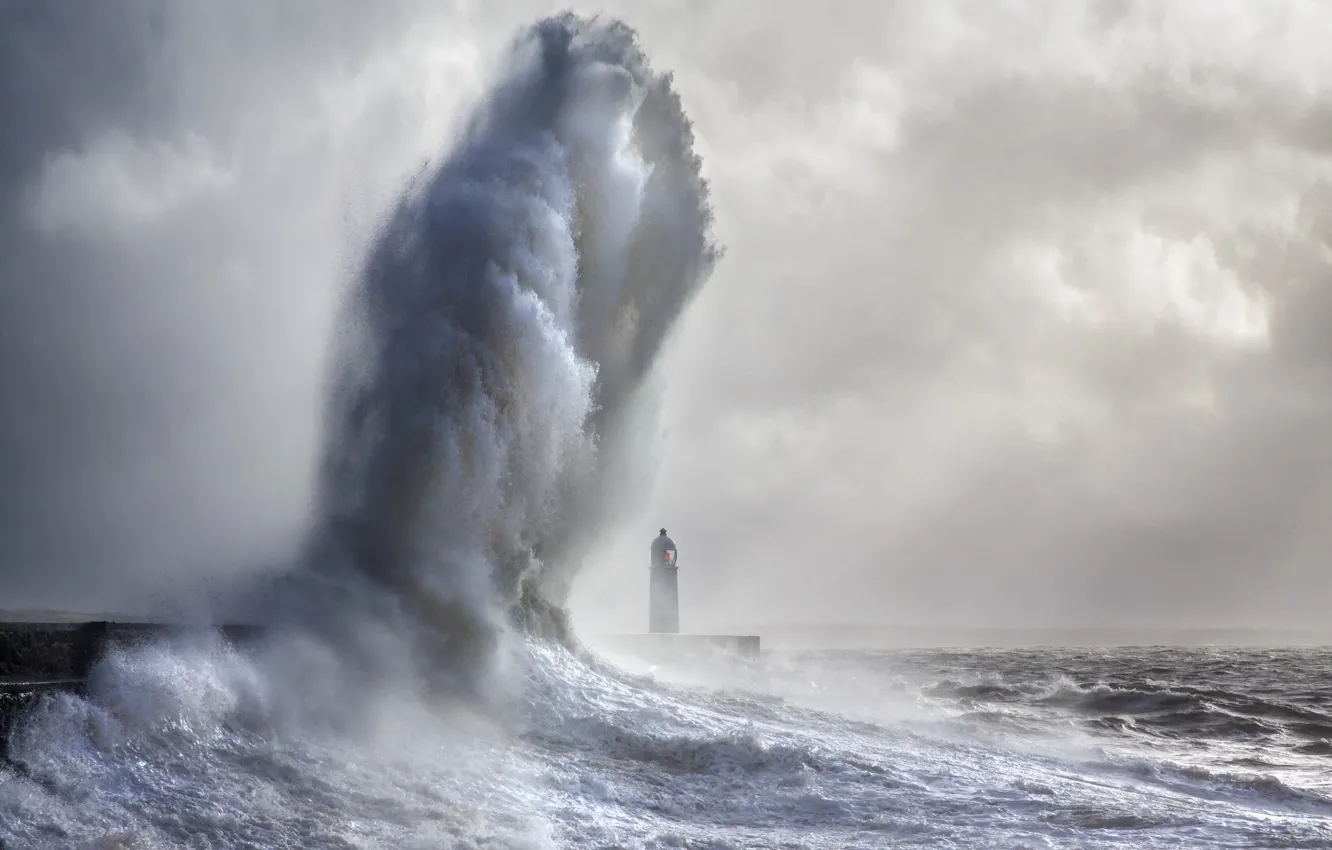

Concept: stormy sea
[[3, 641, 1330, 849], [2, 10, 1330, 850]]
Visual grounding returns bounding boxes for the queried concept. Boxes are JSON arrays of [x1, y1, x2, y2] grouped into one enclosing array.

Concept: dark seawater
[[906, 646, 1332, 766], [596, 645, 1332, 849]]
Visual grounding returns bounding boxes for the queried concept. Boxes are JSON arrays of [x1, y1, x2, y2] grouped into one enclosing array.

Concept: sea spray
[[1, 18, 723, 835], [297, 14, 721, 685]]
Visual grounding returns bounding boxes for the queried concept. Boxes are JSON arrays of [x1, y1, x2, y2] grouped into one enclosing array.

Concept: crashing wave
[[283, 14, 719, 681]]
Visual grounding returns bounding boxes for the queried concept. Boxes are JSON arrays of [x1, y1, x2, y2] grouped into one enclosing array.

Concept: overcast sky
[[2, 1, 1329, 632]]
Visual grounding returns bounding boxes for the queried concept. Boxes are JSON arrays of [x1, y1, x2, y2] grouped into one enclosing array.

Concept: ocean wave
[[280, 12, 720, 688], [533, 715, 817, 778], [1113, 755, 1332, 813], [923, 672, 1332, 746], [1292, 739, 1332, 755]]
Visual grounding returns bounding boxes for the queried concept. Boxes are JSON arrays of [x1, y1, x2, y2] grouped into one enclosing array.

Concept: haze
[[1, 2, 1328, 636]]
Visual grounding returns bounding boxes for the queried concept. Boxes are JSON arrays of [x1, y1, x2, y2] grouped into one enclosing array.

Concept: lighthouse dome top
[[651, 529, 677, 566]]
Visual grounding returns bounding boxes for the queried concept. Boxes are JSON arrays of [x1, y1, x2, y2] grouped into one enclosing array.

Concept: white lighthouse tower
[[649, 528, 679, 633], [586, 527, 759, 660]]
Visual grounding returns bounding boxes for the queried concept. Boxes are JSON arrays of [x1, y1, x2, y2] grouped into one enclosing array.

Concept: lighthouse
[[649, 528, 679, 633], [584, 528, 759, 660]]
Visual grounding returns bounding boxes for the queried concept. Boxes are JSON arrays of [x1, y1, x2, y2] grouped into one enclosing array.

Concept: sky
[[1, 1, 1329, 632]]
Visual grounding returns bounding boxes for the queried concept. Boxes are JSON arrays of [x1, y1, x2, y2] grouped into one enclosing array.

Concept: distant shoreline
[[715, 623, 1332, 649]]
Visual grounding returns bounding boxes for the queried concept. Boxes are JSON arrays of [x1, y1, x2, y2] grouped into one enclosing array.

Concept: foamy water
[[4, 639, 1330, 848]]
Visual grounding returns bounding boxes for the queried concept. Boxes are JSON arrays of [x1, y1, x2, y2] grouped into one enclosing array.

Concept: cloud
[[27, 132, 234, 237], [569, 0, 1332, 633]]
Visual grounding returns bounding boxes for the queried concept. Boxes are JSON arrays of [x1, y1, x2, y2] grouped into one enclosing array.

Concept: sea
[[2, 638, 1329, 849]]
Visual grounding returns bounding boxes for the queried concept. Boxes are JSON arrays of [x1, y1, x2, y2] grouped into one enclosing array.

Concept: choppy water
[[3, 639, 1329, 849]]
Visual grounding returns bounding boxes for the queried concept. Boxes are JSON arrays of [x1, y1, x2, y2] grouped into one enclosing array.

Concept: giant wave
[[273, 13, 720, 686]]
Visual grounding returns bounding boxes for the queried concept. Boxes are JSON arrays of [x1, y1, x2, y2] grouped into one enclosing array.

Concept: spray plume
[[281, 14, 720, 679]]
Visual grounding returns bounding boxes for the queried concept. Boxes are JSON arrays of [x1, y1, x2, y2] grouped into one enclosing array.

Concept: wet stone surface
[[0, 624, 82, 678]]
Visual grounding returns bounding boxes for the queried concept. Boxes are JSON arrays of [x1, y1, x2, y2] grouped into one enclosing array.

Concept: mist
[[2, 1, 1329, 635], [0, 1, 503, 612]]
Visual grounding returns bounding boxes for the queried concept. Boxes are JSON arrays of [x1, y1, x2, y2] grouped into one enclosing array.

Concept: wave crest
[[291, 14, 719, 679]]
